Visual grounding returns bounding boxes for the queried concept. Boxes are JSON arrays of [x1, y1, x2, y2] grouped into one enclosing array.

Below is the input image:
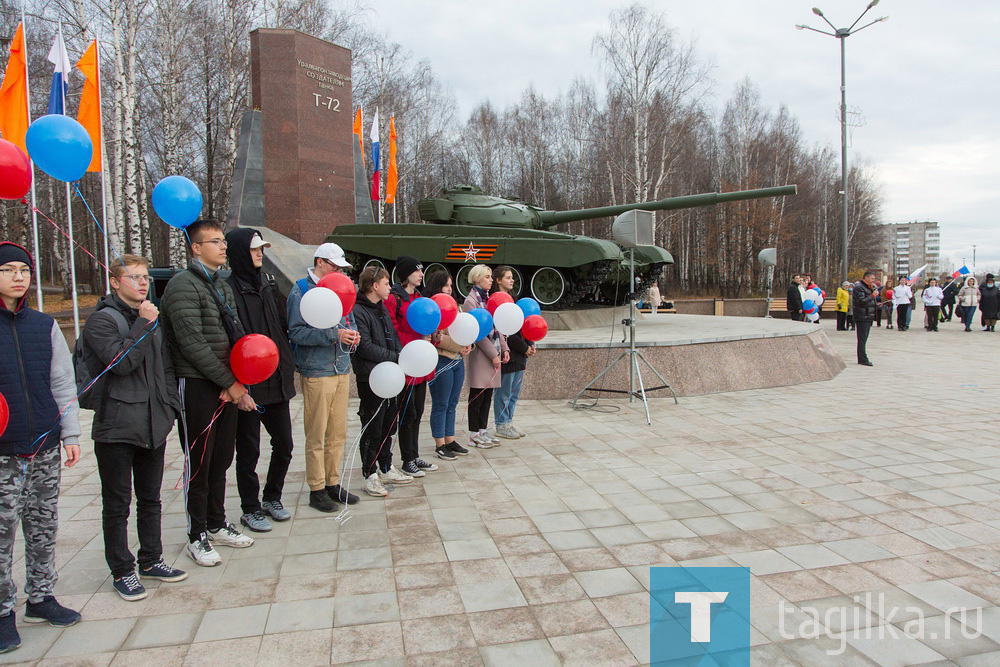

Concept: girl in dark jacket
[[491, 266, 534, 439], [351, 266, 410, 497]]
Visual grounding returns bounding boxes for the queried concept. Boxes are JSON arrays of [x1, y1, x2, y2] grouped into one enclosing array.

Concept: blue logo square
[[650, 567, 752, 666]]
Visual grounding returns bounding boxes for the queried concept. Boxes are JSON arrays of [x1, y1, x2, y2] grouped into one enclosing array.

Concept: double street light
[[797, 2, 888, 285]]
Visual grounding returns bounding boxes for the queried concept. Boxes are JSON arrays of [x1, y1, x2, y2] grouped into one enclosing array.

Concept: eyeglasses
[[0, 267, 31, 278], [117, 274, 151, 284], [195, 239, 227, 247]]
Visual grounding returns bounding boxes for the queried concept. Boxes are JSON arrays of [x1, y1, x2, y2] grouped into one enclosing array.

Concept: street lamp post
[[797, 2, 888, 285]]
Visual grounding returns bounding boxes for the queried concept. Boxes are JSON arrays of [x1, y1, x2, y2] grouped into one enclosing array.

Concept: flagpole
[[94, 36, 110, 294], [20, 8, 43, 312], [56, 21, 81, 339]]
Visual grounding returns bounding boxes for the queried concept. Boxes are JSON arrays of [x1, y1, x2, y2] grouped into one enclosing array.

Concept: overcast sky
[[373, 0, 1000, 270]]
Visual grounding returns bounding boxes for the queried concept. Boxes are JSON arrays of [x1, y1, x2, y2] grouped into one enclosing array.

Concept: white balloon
[[369, 361, 405, 399], [806, 288, 821, 301], [493, 302, 525, 336], [448, 312, 479, 346], [398, 340, 438, 377], [806, 311, 820, 322], [299, 287, 343, 329]]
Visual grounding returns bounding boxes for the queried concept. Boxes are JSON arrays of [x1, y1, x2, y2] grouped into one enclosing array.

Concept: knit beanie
[[395, 255, 422, 283], [0, 242, 33, 271]]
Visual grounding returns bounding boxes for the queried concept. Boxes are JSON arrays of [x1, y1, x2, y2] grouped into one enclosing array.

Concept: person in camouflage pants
[[0, 448, 60, 617]]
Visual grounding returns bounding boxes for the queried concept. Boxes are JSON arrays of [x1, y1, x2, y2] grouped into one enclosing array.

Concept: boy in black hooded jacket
[[225, 228, 297, 532]]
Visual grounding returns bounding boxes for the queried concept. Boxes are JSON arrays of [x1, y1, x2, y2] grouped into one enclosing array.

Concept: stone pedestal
[[250, 29, 354, 245]]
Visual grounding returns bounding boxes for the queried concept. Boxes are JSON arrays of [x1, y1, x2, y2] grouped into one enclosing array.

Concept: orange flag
[[75, 40, 102, 172], [386, 116, 398, 204], [353, 107, 363, 158], [0, 23, 29, 153]]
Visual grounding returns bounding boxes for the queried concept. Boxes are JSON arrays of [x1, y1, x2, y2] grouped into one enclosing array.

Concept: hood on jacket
[[225, 227, 264, 289], [0, 241, 34, 312]]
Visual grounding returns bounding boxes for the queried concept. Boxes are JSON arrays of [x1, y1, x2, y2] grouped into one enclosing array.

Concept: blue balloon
[[152, 175, 203, 229], [802, 299, 815, 312], [468, 308, 493, 342], [406, 297, 441, 335], [25, 115, 93, 182], [516, 297, 541, 318]]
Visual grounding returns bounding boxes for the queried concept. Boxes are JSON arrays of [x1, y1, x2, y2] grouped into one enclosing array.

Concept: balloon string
[[25, 319, 158, 460], [24, 198, 113, 274], [335, 397, 385, 524], [73, 184, 128, 274]]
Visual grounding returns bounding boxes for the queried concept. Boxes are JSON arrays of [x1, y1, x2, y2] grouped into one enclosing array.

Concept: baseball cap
[[249, 234, 271, 249], [314, 242, 352, 268]]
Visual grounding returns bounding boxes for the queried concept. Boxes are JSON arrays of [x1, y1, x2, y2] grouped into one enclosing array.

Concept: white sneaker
[[511, 423, 526, 437], [186, 534, 222, 567], [495, 423, 520, 439], [208, 521, 255, 548], [470, 432, 495, 449], [378, 465, 414, 485], [363, 473, 388, 497], [483, 428, 502, 445]]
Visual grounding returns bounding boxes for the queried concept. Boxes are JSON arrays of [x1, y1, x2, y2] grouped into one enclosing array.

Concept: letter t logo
[[674, 591, 729, 642]]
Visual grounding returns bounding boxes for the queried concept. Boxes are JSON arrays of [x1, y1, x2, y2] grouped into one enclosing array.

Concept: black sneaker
[[139, 558, 188, 582], [23, 596, 81, 627], [309, 489, 339, 513], [0, 612, 20, 654], [414, 458, 439, 472], [435, 445, 457, 461], [327, 484, 359, 505], [444, 441, 468, 456], [112, 572, 148, 601], [401, 460, 426, 477]]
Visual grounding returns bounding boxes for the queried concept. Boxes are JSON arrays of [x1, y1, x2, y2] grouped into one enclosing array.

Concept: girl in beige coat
[[463, 265, 509, 448]]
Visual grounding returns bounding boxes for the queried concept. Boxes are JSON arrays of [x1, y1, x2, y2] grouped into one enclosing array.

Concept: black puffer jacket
[[351, 295, 402, 380], [84, 293, 179, 448], [502, 332, 533, 374], [225, 228, 296, 404], [851, 280, 878, 322], [979, 283, 1000, 320]]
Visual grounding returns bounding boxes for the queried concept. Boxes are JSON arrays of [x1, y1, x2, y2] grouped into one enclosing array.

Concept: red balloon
[[230, 334, 280, 385], [486, 291, 514, 315], [317, 272, 357, 314], [521, 315, 548, 342], [0, 392, 8, 438], [0, 139, 32, 201], [431, 293, 458, 330]]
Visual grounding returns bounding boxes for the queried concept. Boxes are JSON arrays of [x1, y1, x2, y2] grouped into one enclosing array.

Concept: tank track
[[549, 260, 616, 311]]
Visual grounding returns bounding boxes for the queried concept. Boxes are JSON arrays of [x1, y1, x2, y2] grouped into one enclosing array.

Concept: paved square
[[4, 315, 1000, 664]]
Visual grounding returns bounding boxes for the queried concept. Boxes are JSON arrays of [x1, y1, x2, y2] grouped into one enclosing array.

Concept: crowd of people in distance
[[785, 268, 1000, 368], [0, 224, 539, 654]]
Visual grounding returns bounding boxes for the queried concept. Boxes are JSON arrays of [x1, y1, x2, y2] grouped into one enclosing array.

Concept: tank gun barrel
[[535, 185, 798, 229]]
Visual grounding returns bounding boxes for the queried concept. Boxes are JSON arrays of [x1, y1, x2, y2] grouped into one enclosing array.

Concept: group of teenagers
[[0, 219, 535, 655]]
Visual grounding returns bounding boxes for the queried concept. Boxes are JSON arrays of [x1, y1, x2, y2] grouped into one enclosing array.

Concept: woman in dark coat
[[979, 274, 1000, 331]]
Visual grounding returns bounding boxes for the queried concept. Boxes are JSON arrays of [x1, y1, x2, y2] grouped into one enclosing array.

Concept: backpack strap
[[297, 278, 311, 295]]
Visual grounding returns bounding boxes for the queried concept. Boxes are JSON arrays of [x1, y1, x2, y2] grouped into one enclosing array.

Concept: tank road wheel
[[364, 258, 386, 274], [530, 267, 566, 307], [508, 266, 525, 299], [421, 263, 448, 288], [454, 265, 475, 301]]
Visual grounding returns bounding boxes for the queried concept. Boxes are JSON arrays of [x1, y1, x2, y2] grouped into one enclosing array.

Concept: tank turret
[[328, 184, 797, 310]]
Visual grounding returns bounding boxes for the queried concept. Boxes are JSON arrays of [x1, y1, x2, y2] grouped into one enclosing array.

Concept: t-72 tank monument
[[325, 183, 797, 310]]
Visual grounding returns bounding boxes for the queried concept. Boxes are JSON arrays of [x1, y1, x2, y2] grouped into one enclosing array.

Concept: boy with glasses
[[81, 255, 187, 600], [0, 242, 82, 653], [160, 219, 255, 567]]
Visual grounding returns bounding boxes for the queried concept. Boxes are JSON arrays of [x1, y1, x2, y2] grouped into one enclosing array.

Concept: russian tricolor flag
[[951, 265, 971, 279], [46, 24, 71, 115], [370, 108, 380, 201]]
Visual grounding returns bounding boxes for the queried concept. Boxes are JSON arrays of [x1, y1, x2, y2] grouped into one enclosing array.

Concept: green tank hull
[[327, 184, 795, 310]]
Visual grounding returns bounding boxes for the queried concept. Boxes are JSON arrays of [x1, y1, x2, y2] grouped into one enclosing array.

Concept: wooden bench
[[636, 303, 677, 314], [768, 298, 836, 314]]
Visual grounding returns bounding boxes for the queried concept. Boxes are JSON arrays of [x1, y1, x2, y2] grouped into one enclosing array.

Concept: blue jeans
[[962, 305, 977, 329], [494, 370, 524, 426], [428, 356, 465, 439]]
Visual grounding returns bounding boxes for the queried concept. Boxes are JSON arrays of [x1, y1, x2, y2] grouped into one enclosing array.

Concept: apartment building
[[877, 221, 941, 279]]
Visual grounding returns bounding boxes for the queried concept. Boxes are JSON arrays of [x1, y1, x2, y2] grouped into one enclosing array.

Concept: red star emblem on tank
[[463, 243, 480, 261]]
